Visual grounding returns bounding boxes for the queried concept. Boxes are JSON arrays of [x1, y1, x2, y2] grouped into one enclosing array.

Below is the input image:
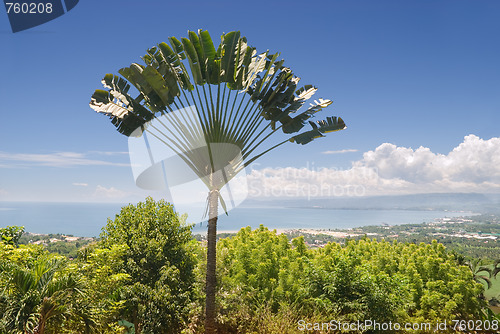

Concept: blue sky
[[1, 0, 500, 203]]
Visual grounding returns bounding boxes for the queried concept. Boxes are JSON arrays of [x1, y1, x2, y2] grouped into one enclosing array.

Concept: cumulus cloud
[[72, 183, 88, 187], [356, 135, 500, 185], [244, 135, 500, 198]]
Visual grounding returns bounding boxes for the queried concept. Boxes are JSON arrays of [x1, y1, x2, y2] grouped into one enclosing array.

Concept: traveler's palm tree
[[90, 30, 346, 333]]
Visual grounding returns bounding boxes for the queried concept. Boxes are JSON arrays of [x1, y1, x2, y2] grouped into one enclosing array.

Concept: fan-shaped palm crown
[[90, 30, 346, 192]]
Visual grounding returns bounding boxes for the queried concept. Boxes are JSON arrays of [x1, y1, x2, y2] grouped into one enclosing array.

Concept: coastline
[[0, 201, 480, 238]]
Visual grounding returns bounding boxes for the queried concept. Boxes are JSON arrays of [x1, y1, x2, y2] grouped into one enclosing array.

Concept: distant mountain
[[242, 193, 500, 213]]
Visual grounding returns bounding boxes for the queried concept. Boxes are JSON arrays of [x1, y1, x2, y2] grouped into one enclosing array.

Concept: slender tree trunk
[[33, 311, 48, 334], [205, 189, 219, 334], [132, 309, 140, 334], [33, 319, 45, 334]]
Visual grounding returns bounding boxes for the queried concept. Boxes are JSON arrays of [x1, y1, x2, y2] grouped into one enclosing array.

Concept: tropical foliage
[[0, 243, 90, 334], [209, 227, 485, 333], [1, 199, 197, 334], [1, 225, 25, 246]]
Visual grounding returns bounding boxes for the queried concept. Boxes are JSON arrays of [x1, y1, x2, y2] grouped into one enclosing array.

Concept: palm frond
[[90, 30, 346, 190], [291, 116, 346, 145]]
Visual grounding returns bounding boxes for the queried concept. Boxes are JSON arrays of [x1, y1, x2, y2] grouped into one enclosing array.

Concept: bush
[[211, 227, 485, 333], [97, 197, 198, 334]]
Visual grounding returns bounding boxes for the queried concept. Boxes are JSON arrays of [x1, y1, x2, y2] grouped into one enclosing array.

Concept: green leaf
[[199, 30, 216, 60], [260, 68, 294, 109], [158, 42, 193, 91], [199, 29, 218, 84], [90, 74, 155, 136], [221, 31, 240, 84], [282, 98, 333, 133], [168, 36, 186, 59], [158, 42, 181, 66], [189, 31, 207, 80], [182, 37, 204, 85], [242, 52, 268, 91], [143, 66, 172, 106], [290, 116, 346, 145], [295, 85, 317, 100]]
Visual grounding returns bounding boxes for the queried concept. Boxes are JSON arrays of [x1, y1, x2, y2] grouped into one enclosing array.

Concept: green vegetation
[[212, 227, 485, 333], [0, 225, 24, 246], [0, 257, 85, 333], [2, 199, 500, 333], [97, 198, 197, 334], [17, 233, 95, 259], [1, 198, 197, 334]]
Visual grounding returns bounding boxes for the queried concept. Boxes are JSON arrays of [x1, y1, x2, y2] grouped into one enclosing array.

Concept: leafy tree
[[0, 225, 25, 246], [97, 197, 197, 334], [213, 226, 310, 332], [307, 240, 410, 325], [349, 239, 484, 323], [89, 29, 346, 333], [69, 243, 130, 334], [0, 242, 46, 269]]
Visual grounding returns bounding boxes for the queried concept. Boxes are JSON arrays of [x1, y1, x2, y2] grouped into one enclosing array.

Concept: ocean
[[0, 201, 473, 237]]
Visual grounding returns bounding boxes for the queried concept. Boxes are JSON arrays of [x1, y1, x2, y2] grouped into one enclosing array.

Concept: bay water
[[0, 201, 472, 237]]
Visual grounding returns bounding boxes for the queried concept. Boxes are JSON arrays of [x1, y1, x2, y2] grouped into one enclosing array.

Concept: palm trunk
[[205, 189, 219, 334], [33, 319, 45, 334], [33, 309, 50, 334]]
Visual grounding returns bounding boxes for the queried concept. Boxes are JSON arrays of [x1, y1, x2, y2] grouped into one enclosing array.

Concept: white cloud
[[0, 151, 130, 168], [244, 135, 500, 198], [93, 185, 130, 200], [322, 149, 358, 154], [90, 151, 129, 156], [356, 135, 500, 185], [72, 183, 88, 187]]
